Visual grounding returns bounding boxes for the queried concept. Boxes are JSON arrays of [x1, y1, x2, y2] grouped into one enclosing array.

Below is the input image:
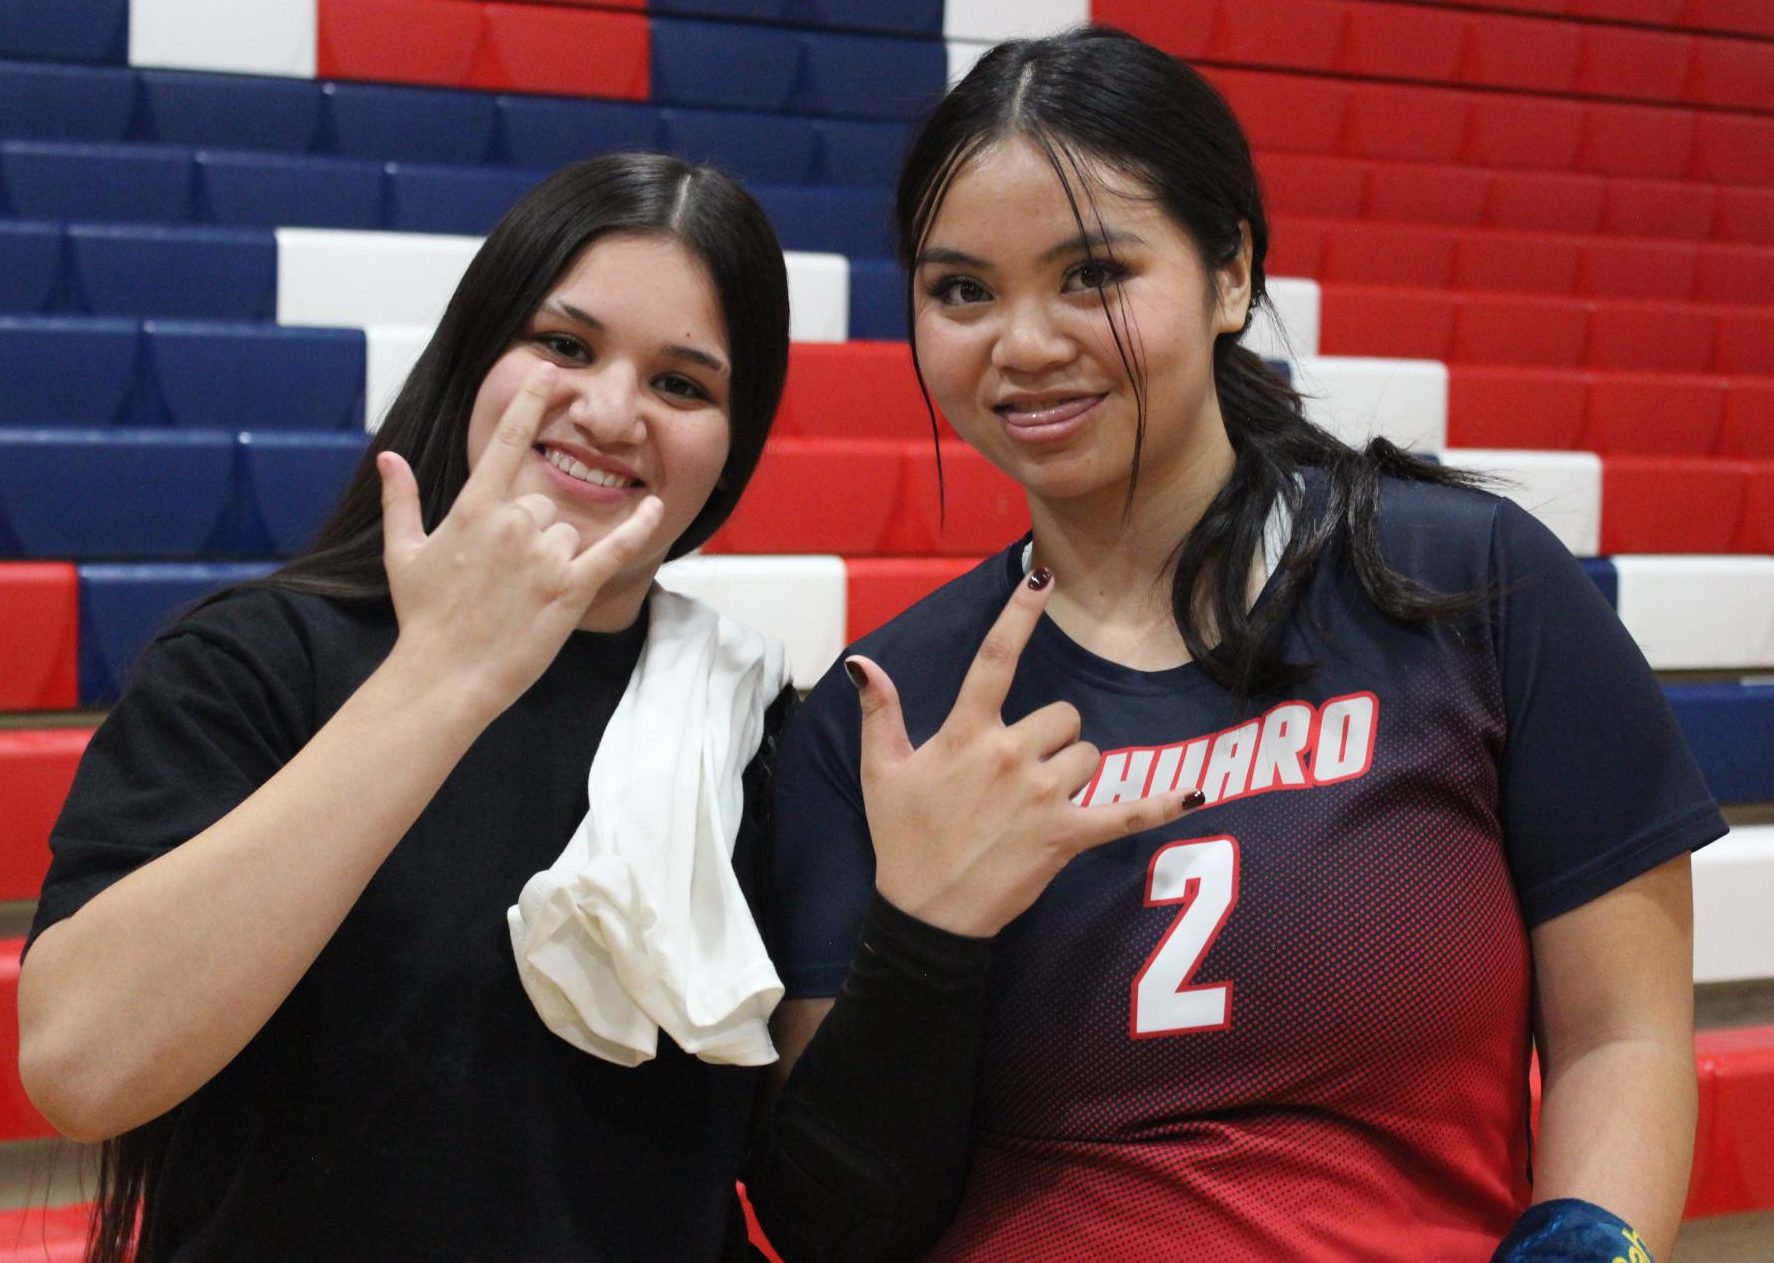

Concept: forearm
[[1531, 1035, 1696, 1262], [747, 893, 992, 1263], [18, 641, 498, 1140]]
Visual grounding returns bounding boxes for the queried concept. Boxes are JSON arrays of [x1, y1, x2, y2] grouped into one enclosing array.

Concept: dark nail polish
[[1026, 566, 1054, 591], [844, 659, 867, 690], [1181, 789, 1206, 810]]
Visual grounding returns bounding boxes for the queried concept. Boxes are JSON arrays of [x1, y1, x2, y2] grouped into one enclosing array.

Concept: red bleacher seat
[[1453, 293, 1589, 367], [1720, 381, 1774, 458], [1684, 0, 1774, 40], [1578, 238, 1700, 300], [317, 0, 484, 85], [1319, 220, 1455, 287], [0, 564, 77, 711], [1209, 0, 1345, 73], [0, 729, 90, 903], [1319, 284, 1458, 360], [1338, 1, 1470, 82], [844, 557, 981, 642], [1739, 466, 1774, 552], [776, 342, 928, 443], [1584, 373, 1726, 455], [1689, 1026, 1774, 1217], [887, 444, 1028, 556], [465, 4, 647, 99], [1586, 300, 1716, 372], [1364, 162, 1489, 227], [1575, 25, 1694, 103], [0, 939, 55, 1141], [1601, 177, 1717, 241], [1202, 68, 1350, 156], [0, 1203, 87, 1263], [1571, 0, 1686, 23], [1453, 230, 1581, 296], [1689, 35, 1774, 113], [1344, 82, 1470, 163], [1465, 94, 1587, 169], [703, 439, 902, 556], [1461, 11, 1583, 93], [1091, 0, 1218, 58], [1580, 101, 1696, 180], [1445, 366, 1588, 449], [1716, 308, 1774, 374], [1485, 170, 1606, 235], [1602, 456, 1746, 552], [1692, 113, 1774, 186], [1693, 245, 1774, 305], [1265, 218, 1326, 278], [1715, 186, 1774, 245], [1257, 153, 1365, 220]]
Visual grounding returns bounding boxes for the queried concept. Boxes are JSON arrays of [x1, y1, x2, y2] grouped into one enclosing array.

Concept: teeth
[[545, 448, 635, 489]]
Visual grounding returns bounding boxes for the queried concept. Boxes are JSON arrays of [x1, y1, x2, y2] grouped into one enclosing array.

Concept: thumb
[[847, 655, 913, 774], [377, 451, 425, 560]]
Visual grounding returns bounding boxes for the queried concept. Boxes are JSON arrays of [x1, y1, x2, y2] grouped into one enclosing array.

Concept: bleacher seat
[[813, 118, 909, 188], [139, 68, 322, 153], [0, 564, 77, 710], [129, 0, 317, 79], [465, 4, 649, 99], [0, 1200, 86, 1263], [0, 61, 133, 144], [146, 323, 365, 432], [235, 431, 368, 556], [324, 81, 497, 165], [704, 438, 903, 555], [1, 141, 192, 224], [844, 556, 978, 641], [846, 258, 905, 342], [0, 0, 127, 65], [659, 109, 818, 188], [382, 163, 538, 236], [0, 728, 89, 897], [657, 554, 845, 690], [1669, 681, 1774, 803], [196, 150, 383, 230], [649, 19, 800, 113], [0, 318, 140, 428], [65, 224, 278, 322], [1613, 556, 1774, 669], [0, 430, 236, 559], [76, 562, 272, 704], [0, 222, 61, 314], [794, 29, 948, 121], [650, 0, 944, 38], [497, 94, 662, 170], [316, 0, 482, 87], [1604, 455, 1747, 553]]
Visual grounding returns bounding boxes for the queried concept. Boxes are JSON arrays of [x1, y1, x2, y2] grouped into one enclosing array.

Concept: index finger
[[952, 566, 1054, 722], [461, 361, 557, 504]]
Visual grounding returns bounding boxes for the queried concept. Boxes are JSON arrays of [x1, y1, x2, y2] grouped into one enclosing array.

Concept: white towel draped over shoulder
[[507, 587, 790, 1068]]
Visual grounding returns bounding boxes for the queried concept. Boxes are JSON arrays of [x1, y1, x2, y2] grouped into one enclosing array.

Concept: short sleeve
[[768, 661, 876, 998], [1490, 499, 1727, 926], [27, 598, 316, 947]]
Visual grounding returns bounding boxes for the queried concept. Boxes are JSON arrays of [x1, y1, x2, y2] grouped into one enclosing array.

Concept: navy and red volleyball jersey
[[770, 476, 1725, 1261]]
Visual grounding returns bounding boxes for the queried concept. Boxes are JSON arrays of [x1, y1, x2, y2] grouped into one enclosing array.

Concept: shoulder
[[161, 583, 393, 674], [1364, 474, 1565, 594]]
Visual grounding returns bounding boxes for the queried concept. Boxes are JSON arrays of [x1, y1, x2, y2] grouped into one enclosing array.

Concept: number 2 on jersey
[[1130, 836, 1241, 1038]]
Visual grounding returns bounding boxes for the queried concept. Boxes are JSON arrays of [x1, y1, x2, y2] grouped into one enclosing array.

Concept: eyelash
[[925, 259, 1128, 307], [526, 333, 712, 404]]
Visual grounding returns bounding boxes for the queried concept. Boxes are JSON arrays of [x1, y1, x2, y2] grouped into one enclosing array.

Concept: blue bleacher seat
[[66, 224, 277, 321], [139, 69, 322, 155], [795, 30, 946, 122], [0, 141, 193, 224], [76, 561, 274, 705], [195, 151, 384, 230], [324, 82, 498, 166], [498, 95, 662, 171], [0, 61, 134, 143], [384, 163, 540, 236], [0, 0, 127, 65], [661, 108, 817, 186], [797, 0, 943, 36], [1579, 557, 1618, 606], [815, 118, 910, 187], [0, 222, 62, 314], [1668, 682, 1774, 805], [146, 323, 366, 433], [847, 256, 906, 341], [235, 432, 369, 556], [0, 429, 235, 559], [753, 184, 893, 257], [651, 19, 800, 113], [0, 317, 139, 426]]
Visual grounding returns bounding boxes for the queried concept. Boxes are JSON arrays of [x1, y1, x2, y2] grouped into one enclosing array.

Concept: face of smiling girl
[[911, 137, 1251, 519], [464, 232, 732, 623]]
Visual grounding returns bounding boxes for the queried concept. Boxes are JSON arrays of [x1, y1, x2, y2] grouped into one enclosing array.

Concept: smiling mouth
[[541, 447, 640, 490], [994, 395, 1106, 429]]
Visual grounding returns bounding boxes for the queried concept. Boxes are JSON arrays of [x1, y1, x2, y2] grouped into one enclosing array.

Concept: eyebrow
[[913, 228, 1145, 272], [546, 300, 729, 377]]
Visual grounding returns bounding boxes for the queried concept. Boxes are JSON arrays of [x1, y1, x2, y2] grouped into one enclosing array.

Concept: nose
[[563, 361, 645, 445], [991, 297, 1076, 376]]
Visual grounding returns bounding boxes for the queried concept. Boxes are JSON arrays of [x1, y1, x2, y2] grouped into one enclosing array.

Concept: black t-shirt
[[31, 585, 790, 1262], [771, 477, 1726, 1260]]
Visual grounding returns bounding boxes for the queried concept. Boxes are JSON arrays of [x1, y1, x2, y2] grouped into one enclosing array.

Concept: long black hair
[[82, 151, 791, 1263], [898, 27, 1480, 694]]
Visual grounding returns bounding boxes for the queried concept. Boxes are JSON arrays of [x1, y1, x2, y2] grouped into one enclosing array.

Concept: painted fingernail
[[844, 659, 866, 690], [1026, 566, 1054, 591], [1181, 789, 1206, 810]]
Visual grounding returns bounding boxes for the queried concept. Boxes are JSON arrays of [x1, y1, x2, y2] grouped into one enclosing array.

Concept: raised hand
[[849, 569, 1203, 938], [377, 361, 664, 718]]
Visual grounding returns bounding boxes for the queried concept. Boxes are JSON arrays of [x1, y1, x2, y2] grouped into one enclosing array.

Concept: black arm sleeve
[[745, 892, 994, 1263]]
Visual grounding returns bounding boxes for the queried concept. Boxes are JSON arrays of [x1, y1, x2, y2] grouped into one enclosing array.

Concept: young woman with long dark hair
[[751, 28, 1722, 1263], [19, 152, 796, 1262]]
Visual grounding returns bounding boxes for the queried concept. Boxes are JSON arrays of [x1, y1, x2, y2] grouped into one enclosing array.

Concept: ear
[[1211, 221, 1255, 337]]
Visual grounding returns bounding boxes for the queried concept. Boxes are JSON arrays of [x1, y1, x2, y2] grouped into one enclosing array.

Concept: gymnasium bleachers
[[0, 0, 1770, 1257]]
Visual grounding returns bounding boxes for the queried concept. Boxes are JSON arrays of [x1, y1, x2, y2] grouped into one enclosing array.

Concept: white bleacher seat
[[1694, 825, 1774, 985], [1438, 449, 1602, 558], [1614, 556, 1774, 671], [277, 228, 480, 331], [656, 554, 846, 690], [129, 0, 316, 79], [943, 0, 1089, 42], [1247, 276, 1320, 360], [1293, 355, 1448, 452], [783, 252, 849, 344], [363, 325, 432, 433]]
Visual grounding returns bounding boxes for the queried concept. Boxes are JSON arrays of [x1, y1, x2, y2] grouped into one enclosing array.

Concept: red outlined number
[[1130, 835, 1241, 1038]]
